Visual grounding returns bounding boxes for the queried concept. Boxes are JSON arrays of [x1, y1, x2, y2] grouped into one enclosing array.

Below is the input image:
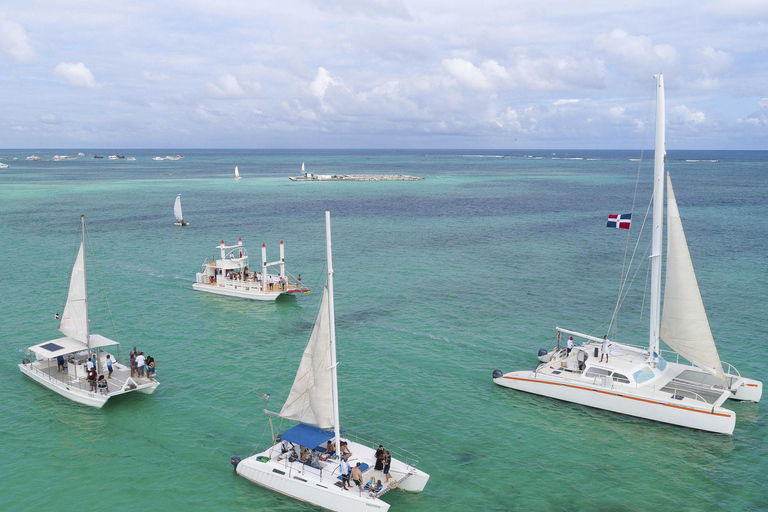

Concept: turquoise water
[[1, 149, 766, 511]]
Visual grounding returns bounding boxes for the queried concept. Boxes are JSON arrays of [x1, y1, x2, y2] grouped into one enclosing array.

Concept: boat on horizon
[[192, 238, 308, 300], [0, 162, 8, 169], [235, 165, 242, 179], [173, 194, 189, 226], [19, 216, 159, 407], [493, 74, 762, 435], [231, 212, 429, 511]]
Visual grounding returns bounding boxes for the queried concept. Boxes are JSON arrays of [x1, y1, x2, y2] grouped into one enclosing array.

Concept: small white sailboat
[[193, 238, 309, 300], [235, 165, 242, 180], [232, 212, 429, 511], [173, 194, 189, 226], [19, 216, 159, 407], [493, 74, 762, 435], [0, 162, 9, 169]]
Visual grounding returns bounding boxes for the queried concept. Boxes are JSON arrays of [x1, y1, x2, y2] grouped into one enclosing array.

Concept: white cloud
[[491, 107, 523, 132], [40, 114, 62, 125], [0, 16, 35, 62], [759, 98, 768, 109], [609, 106, 625, 117], [442, 58, 510, 91], [595, 29, 676, 68], [672, 105, 706, 124], [744, 117, 762, 126], [53, 62, 97, 88], [206, 74, 246, 98], [310, 67, 338, 101], [143, 71, 171, 82], [553, 99, 579, 106]]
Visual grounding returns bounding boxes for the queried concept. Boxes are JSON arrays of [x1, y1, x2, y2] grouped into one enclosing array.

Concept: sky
[[1, 0, 767, 150]]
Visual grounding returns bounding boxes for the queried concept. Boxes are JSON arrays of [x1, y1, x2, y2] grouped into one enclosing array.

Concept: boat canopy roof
[[28, 334, 119, 359], [281, 423, 342, 450]]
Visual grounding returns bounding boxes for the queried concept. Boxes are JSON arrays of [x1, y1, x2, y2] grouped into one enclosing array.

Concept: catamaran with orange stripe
[[493, 75, 762, 435]]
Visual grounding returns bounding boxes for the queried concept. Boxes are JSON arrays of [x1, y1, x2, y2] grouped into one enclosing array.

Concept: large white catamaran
[[232, 212, 429, 511], [19, 216, 159, 407], [493, 75, 762, 435]]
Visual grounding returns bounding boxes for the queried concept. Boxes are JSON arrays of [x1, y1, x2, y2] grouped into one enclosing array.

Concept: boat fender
[[22, 358, 30, 364], [492, 369, 503, 379], [231, 456, 242, 470], [538, 348, 548, 358]]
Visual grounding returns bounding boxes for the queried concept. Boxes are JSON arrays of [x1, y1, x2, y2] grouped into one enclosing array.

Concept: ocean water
[[0, 149, 766, 511]]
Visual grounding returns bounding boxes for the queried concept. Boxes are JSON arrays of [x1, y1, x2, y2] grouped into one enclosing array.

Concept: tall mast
[[325, 211, 342, 457], [649, 74, 665, 363]]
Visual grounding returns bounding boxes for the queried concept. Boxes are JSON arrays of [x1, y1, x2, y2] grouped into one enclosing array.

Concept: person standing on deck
[[351, 463, 364, 496], [567, 337, 574, 356], [106, 354, 114, 379], [340, 458, 351, 491], [601, 335, 610, 363]]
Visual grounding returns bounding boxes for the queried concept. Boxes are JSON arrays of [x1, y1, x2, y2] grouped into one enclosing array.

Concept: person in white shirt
[[86, 357, 94, 371], [566, 337, 574, 356], [136, 353, 146, 377], [600, 335, 610, 363], [339, 458, 350, 491]]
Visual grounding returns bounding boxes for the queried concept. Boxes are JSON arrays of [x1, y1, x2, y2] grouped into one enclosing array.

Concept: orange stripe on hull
[[501, 375, 732, 418]]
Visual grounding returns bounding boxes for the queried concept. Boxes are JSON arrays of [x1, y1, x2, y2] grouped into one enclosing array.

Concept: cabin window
[[585, 367, 612, 378], [633, 369, 655, 383], [658, 357, 667, 371], [613, 373, 630, 384]]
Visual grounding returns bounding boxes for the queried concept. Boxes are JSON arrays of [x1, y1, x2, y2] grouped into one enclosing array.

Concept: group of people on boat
[[129, 347, 157, 381], [82, 353, 113, 395], [338, 444, 392, 496], [215, 267, 290, 290]]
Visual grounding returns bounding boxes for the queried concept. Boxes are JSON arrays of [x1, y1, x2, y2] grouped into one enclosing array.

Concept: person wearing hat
[[566, 336, 574, 356]]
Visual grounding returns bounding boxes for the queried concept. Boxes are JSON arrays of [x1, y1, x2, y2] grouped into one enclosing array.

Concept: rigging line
[[614, 238, 652, 326], [610, 84, 656, 336], [84, 221, 120, 344], [611, 192, 654, 332]]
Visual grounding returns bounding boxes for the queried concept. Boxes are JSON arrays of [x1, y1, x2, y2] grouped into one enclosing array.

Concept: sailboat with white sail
[[235, 165, 242, 180], [493, 74, 762, 435], [232, 212, 429, 511], [19, 216, 159, 407], [174, 194, 189, 226]]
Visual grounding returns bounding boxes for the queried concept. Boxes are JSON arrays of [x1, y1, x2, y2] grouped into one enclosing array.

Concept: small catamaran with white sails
[[232, 212, 429, 511], [19, 216, 159, 407], [173, 194, 189, 226], [493, 75, 762, 435]]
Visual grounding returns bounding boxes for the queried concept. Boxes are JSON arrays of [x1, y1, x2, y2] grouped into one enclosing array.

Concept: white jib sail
[[279, 286, 335, 428], [235, 165, 240, 178], [661, 174, 726, 381], [174, 195, 183, 222], [58, 240, 89, 343]]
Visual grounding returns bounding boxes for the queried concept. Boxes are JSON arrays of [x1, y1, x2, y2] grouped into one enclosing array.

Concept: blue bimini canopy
[[281, 423, 342, 450]]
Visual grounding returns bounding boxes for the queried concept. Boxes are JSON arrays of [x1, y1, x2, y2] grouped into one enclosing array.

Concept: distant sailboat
[[174, 194, 189, 226], [235, 165, 242, 180]]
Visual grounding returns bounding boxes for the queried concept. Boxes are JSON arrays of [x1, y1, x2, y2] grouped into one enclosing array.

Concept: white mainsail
[[174, 195, 184, 222], [235, 165, 241, 179], [58, 229, 89, 344], [301, 162, 305, 173], [661, 174, 726, 381], [279, 286, 335, 428]]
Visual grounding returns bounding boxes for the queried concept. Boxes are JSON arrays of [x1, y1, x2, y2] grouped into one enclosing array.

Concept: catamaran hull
[[19, 363, 159, 407], [192, 282, 284, 301], [494, 371, 736, 435], [731, 378, 763, 402], [236, 459, 391, 512]]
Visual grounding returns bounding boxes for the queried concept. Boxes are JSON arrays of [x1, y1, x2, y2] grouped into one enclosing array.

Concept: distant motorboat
[[93, 155, 104, 159], [152, 156, 164, 161], [0, 162, 9, 169], [108, 154, 125, 160], [126, 157, 136, 161], [26, 155, 41, 161], [235, 165, 242, 179], [174, 194, 189, 226]]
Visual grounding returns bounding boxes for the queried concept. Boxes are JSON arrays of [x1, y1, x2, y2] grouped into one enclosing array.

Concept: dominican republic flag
[[54, 313, 60, 320], [607, 213, 631, 229], [260, 393, 270, 399]]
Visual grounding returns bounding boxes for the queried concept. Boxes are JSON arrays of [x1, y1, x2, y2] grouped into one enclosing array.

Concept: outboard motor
[[231, 456, 242, 470], [492, 369, 503, 379], [538, 348, 549, 358], [22, 358, 30, 365]]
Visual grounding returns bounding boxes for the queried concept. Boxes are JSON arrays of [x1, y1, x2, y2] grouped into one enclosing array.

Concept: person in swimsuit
[[351, 463, 364, 496]]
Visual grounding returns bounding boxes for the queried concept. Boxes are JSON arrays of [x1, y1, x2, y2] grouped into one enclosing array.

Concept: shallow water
[[0, 149, 765, 511]]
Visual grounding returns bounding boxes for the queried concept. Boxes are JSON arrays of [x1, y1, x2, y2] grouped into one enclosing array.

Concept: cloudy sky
[[1, 0, 767, 149]]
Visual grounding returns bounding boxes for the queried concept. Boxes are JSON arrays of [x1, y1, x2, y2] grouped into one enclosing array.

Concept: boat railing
[[25, 361, 91, 392], [721, 361, 741, 378], [275, 451, 328, 482], [341, 429, 421, 469], [664, 386, 712, 405]]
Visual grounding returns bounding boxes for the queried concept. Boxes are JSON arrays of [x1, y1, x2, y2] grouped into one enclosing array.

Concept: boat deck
[[29, 361, 156, 396], [194, 277, 308, 295]]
